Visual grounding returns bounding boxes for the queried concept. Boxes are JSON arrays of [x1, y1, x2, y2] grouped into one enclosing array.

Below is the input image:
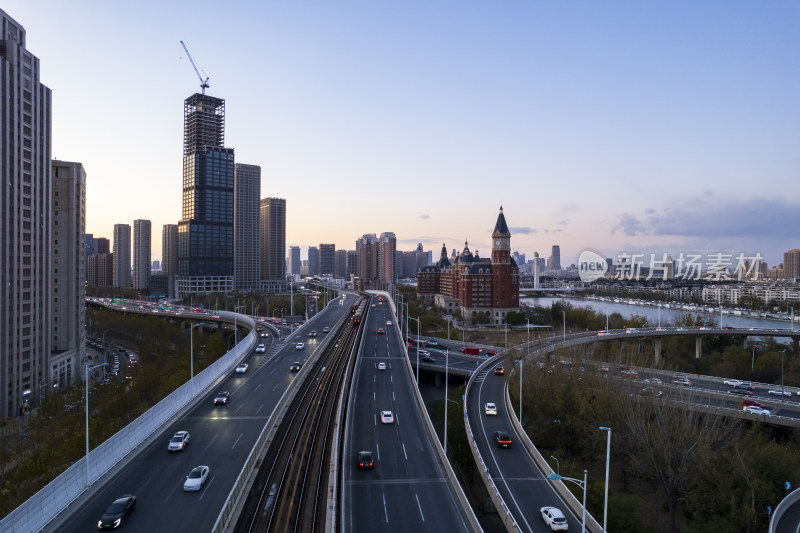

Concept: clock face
[[495, 240, 500, 246]]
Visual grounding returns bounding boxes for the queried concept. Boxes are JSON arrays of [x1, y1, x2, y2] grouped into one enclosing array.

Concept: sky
[[5, 1, 799, 266]]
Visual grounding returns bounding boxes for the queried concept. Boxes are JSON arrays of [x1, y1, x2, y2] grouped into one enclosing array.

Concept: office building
[[307, 246, 319, 276], [548, 245, 561, 271], [234, 164, 261, 291], [0, 9, 52, 417], [162, 224, 178, 277], [260, 197, 286, 285], [97, 237, 110, 254], [319, 244, 336, 277], [51, 160, 86, 389], [177, 93, 235, 295], [133, 219, 151, 292], [113, 224, 132, 289], [417, 207, 519, 325], [289, 246, 301, 276], [335, 249, 348, 279], [85, 233, 96, 260]]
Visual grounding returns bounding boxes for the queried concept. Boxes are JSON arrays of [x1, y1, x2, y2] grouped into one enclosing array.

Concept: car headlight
[[113, 517, 122, 527], [98, 520, 103, 527]]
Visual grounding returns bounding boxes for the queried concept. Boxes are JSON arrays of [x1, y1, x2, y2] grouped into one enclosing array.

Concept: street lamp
[[407, 313, 421, 385], [547, 470, 587, 532], [549, 455, 560, 475], [599, 426, 612, 532], [189, 322, 206, 395], [562, 310, 566, 341], [443, 349, 450, 455], [780, 349, 787, 396], [85, 362, 108, 487]]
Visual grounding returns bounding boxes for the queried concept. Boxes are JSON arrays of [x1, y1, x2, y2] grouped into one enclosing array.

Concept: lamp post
[[781, 349, 787, 396], [445, 397, 461, 457], [85, 362, 108, 487], [407, 314, 421, 385], [549, 455, 560, 475], [189, 322, 206, 395], [599, 426, 612, 531], [443, 348, 450, 456], [562, 310, 566, 341], [547, 470, 587, 532]]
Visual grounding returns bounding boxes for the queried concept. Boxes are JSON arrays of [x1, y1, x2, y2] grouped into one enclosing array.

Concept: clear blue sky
[[6, 1, 799, 266]]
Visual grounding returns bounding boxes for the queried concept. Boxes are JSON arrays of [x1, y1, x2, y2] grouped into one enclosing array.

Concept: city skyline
[[5, 1, 798, 266]]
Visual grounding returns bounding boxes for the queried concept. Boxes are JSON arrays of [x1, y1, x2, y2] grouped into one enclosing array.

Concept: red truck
[[460, 347, 482, 355]]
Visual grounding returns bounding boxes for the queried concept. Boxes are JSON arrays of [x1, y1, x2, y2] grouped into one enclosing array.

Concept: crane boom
[[180, 40, 210, 94]]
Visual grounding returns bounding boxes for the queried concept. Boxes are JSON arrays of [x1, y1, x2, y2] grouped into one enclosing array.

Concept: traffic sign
[[786, 481, 792, 491]]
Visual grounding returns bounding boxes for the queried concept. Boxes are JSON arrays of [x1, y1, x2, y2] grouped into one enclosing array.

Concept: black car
[[213, 391, 230, 405], [358, 450, 374, 470], [728, 388, 753, 396], [494, 430, 512, 448], [290, 362, 302, 372], [97, 494, 136, 529]]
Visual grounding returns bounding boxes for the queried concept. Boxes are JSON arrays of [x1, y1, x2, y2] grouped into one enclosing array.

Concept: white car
[[723, 379, 743, 386], [743, 406, 771, 416], [540, 506, 569, 531], [386, 320, 392, 326], [378, 362, 386, 371], [183, 465, 210, 491], [768, 389, 792, 397], [255, 344, 266, 353], [380, 410, 394, 424], [167, 430, 190, 451], [484, 402, 497, 415], [295, 342, 305, 350], [235, 363, 248, 374]]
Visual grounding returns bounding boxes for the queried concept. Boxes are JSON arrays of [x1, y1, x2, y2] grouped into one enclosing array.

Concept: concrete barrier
[[2, 315, 256, 533]]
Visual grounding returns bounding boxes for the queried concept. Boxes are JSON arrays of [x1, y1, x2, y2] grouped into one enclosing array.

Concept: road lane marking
[[254, 383, 262, 392], [232, 433, 243, 449], [392, 392, 395, 401], [402, 443, 408, 461], [415, 493, 425, 521], [198, 476, 214, 501], [256, 403, 264, 415], [204, 434, 218, 450], [382, 492, 389, 523], [376, 443, 380, 460], [234, 403, 244, 415]]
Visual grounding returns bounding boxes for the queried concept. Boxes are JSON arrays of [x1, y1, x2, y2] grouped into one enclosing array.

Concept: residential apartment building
[[133, 219, 151, 292], [307, 246, 319, 276], [259, 197, 286, 288], [0, 9, 53, 417], [289, 245, 301, 277], [51, 160, 86, 389], [162, 224, 178, 276], [234, 164, 261, 291], [319, 244, 336, 277], [113, 223, 131, 289]]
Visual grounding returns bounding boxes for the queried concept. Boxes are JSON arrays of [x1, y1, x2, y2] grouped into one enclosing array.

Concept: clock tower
[[491, 206, 518, 313], [491, 206, 511, 264]]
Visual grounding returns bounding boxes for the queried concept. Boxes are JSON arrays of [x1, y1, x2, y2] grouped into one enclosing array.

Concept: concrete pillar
[[695, 336, 702, 359], [654, 338, 662, 367]]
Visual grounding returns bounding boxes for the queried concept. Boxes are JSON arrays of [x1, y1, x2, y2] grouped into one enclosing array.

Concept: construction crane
[[180, 40, 210, 94]]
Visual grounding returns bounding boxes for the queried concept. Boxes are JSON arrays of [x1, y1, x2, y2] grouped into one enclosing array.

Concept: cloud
[[613, 196, 799, 240], [419, 214, 430, 220], [509, 226, 536, 234]]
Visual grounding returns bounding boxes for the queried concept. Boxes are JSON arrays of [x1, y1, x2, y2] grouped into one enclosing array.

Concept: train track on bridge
[[234, 297, 366, 533]]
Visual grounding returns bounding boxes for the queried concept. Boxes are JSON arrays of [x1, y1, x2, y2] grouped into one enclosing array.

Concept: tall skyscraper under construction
[[177, 93, 235, 295]]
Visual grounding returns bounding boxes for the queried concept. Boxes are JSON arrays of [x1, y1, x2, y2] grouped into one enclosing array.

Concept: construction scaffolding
[[183, 93, 225, 155]]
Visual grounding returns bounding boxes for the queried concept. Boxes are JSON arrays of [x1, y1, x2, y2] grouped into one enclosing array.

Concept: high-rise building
[[289, 246, 301, 276], [378, 232, 397, 285], [347, 250, 358, 278], [234, 164, 261, 291], [307, 246, 320, 276], [548, 245, 561, 271], [335, 249, 348, 279], [51, 161, 86, 389], [96, 237, 110, 254], [133, 219, 151, 292], [162, 224, 178, 277], [319, 244, 336, 276], [85, 233, 96, 263], [113, 224, 132, 289], [177, 93, 234, 295], [356, 234, 378, 288], [784, 249, 800, 280], [87, 253, 114, 287], [260, 197, 286, 284], [0, 9, 52, 418]]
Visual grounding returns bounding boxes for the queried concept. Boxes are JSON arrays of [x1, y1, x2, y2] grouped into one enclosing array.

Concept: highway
[[48, 300, 351, 533], [467, 358, 586, 532], [341, 295, 475, 533]]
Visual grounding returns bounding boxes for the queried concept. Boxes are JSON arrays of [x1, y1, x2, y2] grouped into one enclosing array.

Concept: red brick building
[[417, 207, 519, 325]]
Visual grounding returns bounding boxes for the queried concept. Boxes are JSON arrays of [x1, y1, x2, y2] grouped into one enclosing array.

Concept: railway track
[[234, 297, 366, 533]]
